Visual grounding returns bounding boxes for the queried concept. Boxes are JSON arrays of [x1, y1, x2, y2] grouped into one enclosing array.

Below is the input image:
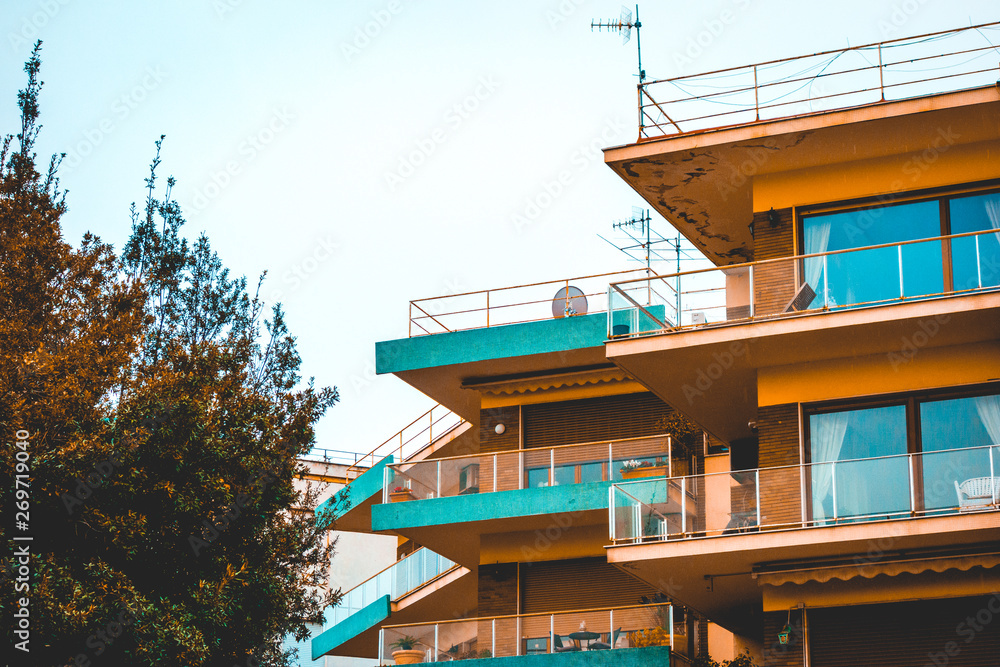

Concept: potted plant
[[389, 635, 424, 664], [620, 459, 667, 480], [655, 412, 705, 476], [389, 485, 415, 502]]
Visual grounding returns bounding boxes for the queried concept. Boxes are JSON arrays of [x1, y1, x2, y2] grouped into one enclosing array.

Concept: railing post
[[492, 619, 496, 658], [753, 64, 760, 121], [878, 43, 885, 101], [748, 265, 755, 319], [486, 290, 490, 328], [608, 441, 613, 482], [898, 245, 905, 299], [908, 453, 917, 514], [822, 255, 830, 308], [383, 465, 389, 504], [668, 436, 673, 477], [550, 614, 555, 653], [429, 409, 433, 445], [681, 477, 687, 535], [669, 605, 675, 650], [609, 609, 614, 649], [519, 450, 524, 490], [755, 469, 761, 527], [550, 447, 555, 486], [493, 454, 498, 493], [831, 462, 838, 522], [436, 460, 441, 499], [609, 486, 616, 541], [991, 445, 996, 505], [976, 235, 983, 289], [517, 615, 522, 656], [378, 628, 384, 665], [433, 623, 439, 662]]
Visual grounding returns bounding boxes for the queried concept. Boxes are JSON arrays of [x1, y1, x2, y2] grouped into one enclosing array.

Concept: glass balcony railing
[[610, 445, 999, 544], [384, 435, 673, 502], [379, 603, 680, 663], [608, 228, 1000, 337], [324, 547, 458, 631]]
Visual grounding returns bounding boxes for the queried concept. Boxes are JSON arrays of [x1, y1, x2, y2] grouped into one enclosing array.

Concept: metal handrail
[[381, 601, 673, 629], [637, 21, 1000, 138], [344, 404, 466, 482], [408, 268, 653, 337], [610, 444, 1000, 543]]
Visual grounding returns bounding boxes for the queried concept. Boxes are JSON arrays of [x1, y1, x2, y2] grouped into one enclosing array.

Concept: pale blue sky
[[3, 0, 996, 457]]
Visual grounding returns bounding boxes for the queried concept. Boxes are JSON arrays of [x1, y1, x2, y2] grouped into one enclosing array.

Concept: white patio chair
[[954, 477, 999, 511]]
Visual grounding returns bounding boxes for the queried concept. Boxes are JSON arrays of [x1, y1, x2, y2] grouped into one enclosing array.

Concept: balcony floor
[[606, 511, 1000, 637]]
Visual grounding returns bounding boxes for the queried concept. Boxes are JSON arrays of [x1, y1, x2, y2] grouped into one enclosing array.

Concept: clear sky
[[3, 0, 996, 458]]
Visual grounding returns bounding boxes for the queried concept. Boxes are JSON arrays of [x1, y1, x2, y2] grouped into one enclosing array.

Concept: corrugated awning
[[757, 552, 1000, 587]]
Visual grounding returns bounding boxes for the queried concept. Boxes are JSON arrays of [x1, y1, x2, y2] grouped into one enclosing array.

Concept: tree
[[2, 43, 339, 667]]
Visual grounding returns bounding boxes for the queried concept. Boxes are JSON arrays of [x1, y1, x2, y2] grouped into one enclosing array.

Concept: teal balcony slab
[[372, 482, 615, 566], [317, 455, 392, 533], [445, 646, 672, 666], [312, 594, 390, 661], [376, 312, 611, 375]]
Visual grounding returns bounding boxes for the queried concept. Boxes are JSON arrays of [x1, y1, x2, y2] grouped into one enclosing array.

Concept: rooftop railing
[[610, 445, 999, 545], [607, 228, 1000, 337], [379, 603, 679, 663], [638, 21, 1000, 139], [384, 434, 673, 503], [408, 269, 653, 336], [344, 404, 466, 484], [324, 547, 458, 631]]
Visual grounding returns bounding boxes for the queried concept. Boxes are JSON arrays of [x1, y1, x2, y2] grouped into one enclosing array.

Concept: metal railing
[[324, 547, 458, 631], [408, 269, 653, 336], [343, 404, 466, 484], [384, 434, 672, 503], [379, 603, 678, 662], [638, 22, 1000, 139], [610, 445, 999, 544], [608, 228, 1000, 337], [300, 447, 370, 465]]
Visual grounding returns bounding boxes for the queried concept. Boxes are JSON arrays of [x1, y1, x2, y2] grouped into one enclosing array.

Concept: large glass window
[[920, 394, 1000, 511], [949, 191, 1000, 290], [809, 405, 908, 522], [807, 388, 1000, 522], [802, 200, 942, 309]]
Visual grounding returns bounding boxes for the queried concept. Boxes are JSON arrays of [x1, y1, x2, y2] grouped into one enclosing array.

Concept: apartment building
[[313, 22, 1000, 667]]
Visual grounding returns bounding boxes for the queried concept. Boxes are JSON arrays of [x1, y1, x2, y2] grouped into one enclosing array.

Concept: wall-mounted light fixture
[[494, 423, 506, 435], [767, 207, 781, 227], [748, 219, 755, 239]]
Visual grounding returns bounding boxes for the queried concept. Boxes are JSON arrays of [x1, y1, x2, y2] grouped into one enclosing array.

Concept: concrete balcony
[[377, 603, 679, 665], [374, 435, 674, 567], [606, 446, 1000, 635]]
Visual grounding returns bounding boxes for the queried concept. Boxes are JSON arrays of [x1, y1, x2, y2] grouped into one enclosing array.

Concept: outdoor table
[[568, 630, 601, 650]]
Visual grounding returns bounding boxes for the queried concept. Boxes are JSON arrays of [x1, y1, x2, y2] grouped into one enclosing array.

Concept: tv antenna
[[592, 5, 645, 82], [599, 207, 703, 313]]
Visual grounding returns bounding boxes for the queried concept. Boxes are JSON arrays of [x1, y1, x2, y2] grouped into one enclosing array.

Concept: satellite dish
[[552, 286, 588, 318]]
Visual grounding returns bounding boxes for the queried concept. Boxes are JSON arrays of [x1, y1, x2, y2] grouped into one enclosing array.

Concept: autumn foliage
[[2, 44, 339, 667]]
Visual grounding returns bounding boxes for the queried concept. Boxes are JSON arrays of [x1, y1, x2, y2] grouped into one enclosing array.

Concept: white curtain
[[985, 198, 1000, 248], [975, 395, 1000, 446], [811, 411, 850, 523], [803, 218, 833, 303]]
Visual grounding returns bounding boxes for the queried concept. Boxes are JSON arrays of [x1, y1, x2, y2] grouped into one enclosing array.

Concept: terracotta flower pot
[[391, 648, 425, 664], [620, 464, 669, 480]]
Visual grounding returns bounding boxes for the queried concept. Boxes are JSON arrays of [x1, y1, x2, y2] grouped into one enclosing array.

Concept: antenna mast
[[591, 4, 645, 82]]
